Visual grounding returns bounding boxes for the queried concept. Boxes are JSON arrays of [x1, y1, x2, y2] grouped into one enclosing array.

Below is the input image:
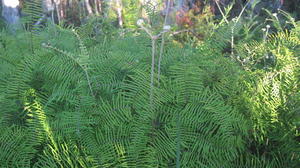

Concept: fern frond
[[22, 0, 44, 32], [0, 126, 34, 168]]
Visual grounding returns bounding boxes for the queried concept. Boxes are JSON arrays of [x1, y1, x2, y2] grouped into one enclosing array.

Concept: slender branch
[[214, 0, 229, 24], [169, 29, 192, 36], [235, 0, 251, 26], [231, 0, 252, 57], [139, 25, 153, 37]]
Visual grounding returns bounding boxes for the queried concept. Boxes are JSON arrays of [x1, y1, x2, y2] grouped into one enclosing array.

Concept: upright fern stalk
[[72, 30, 95, 97], [137, 20, 169, 107], [22, 0, 44, 53], [158, 0, 171, 84]]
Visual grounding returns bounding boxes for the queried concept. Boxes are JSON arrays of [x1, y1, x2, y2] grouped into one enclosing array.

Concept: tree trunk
[[97, 0, 102, 15], [93, 0, 98, 15], [94, 0, 103, 15], [43, 0, 55, 23], [79, 0, 85, 20], [85, 0, 93, 16], [115, 0, 123, 28], [53, 0, 61, 23]]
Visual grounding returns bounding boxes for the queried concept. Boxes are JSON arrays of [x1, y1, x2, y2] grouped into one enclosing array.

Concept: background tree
[[1, 0, 20, 27], [1, 0, 300, 30]]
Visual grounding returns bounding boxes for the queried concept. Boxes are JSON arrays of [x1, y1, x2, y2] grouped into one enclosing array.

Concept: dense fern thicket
[[0, 18, 299, 167]]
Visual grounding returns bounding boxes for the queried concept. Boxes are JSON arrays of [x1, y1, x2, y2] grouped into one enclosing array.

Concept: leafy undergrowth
[[0, 22, 299, 167]]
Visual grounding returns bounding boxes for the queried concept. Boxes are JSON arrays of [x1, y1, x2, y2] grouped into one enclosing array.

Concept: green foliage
[[0, 18, 299, 168], [233, 23, 300, 167], [0, 18, 5, 30], [122, 0, 140, 29], [0, 126, 34, 167]]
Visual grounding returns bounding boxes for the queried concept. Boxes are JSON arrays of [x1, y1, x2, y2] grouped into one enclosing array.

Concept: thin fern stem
[[231, 0, 251, 58], [84, 70, 95, 97], [42, 44, 95, 97], [235, 0, 251, 25], [176, 109, 181, 168], [158, 0, 171, 85], [157, 36, 165, 84], [263, 25, 270, 69], [72, 30, 95, 97], [137, 22, 167, 108], [150, 39, 156, 107], [42, 44, 78, 63], [214, 0, 229, 24], [137, 23, 156, 107], [231, 27, 234, 57]]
